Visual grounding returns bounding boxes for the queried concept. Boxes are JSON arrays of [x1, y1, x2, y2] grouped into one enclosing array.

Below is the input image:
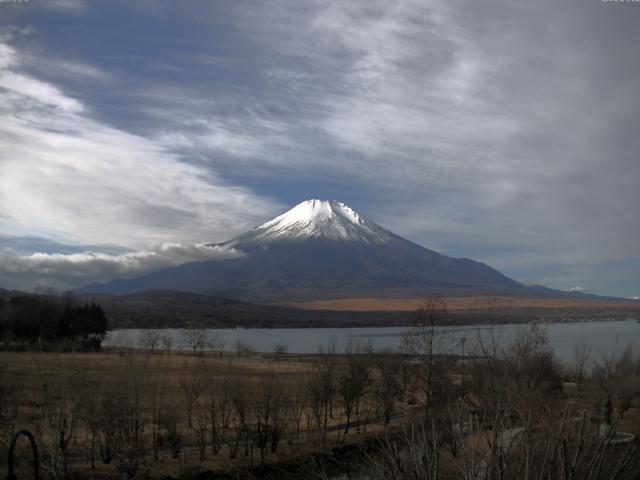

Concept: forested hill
[[77, 290, 411, 329]]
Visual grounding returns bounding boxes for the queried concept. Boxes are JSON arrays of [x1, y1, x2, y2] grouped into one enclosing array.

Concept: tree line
[[0, 294, 108, 350]]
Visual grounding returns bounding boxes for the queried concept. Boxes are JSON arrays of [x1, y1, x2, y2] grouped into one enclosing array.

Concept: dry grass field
[[0, 349, 420, 479], [3, 320, 640, 479], [291, 295, 640, 312]]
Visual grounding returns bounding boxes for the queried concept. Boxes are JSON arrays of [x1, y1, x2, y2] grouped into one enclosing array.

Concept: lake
[[104, 319, 640, 364]]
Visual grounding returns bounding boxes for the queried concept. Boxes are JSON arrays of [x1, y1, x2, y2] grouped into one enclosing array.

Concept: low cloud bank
[[0, 243, 243, 292]]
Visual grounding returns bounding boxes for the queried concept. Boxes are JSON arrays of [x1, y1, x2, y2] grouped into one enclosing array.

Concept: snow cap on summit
[[240, 199, 395, 244], [270, 199, 363, 227]]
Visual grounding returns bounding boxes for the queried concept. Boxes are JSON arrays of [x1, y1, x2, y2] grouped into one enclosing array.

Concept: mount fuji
[[78, 200, 547, 302]]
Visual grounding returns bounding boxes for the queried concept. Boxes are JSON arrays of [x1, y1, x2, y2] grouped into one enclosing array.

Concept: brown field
[[0, 349, 419, 479], [3, 330, 640, 479], [290, 295, 640, 312]]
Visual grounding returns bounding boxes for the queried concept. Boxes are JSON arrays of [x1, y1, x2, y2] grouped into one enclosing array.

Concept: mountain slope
[[78, 200, 549, 302]]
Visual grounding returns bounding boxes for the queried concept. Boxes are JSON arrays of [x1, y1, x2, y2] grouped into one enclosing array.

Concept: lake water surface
[[104, 319, 640, 363]]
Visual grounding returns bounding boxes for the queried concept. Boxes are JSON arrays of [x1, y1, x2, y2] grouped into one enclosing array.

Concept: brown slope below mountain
[[290, 295, 640, 312]]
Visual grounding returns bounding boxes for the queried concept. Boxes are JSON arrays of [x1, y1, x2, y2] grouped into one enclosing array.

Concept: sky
[[0, 0, 639, 297]]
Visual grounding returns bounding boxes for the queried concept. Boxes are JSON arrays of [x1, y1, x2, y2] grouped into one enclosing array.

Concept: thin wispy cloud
[[0, 38, 283, 250], [42, 0, 87, 13]]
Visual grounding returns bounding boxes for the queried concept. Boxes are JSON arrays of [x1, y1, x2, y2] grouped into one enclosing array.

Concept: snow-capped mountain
[[229, 199, 396, 245], [78, 199, 535, 302]]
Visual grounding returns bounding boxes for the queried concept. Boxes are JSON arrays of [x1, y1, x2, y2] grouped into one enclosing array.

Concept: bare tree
[[468, 322, 511, 412], [138, 329, 161, 353], [366, 421, 441, 480], [291, 374, 308, 439], [179, 359, 204, 429], [229, 377, 252, 460], [182, 328, 208, 355], [208, 330, 227, 357], [253, 371, 290, 464], [307, 361, 335, 435], [78, 385, 102, 469], [507, 323, 559, 392], [204, 364, 234, 455], [95, 390, 119, 465], [35, 358, 87, 479], [363, 403, 640, 480], [234, 339, 254, 358], [273, 343, 288, 360], [147, 359, 168, 461], [160, 334, 173, 353], [113, 354, 149, 479], [337, 341, 371, 433], [158, 407, 182, 459], [374, 353, 402, 426], [572, 339, 592, 389], [402, 297, 452, 419], [593, 344, 640, 420], [193, 392, 209, 460]]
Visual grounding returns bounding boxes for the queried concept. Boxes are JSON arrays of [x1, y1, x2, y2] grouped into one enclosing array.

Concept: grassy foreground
[[3, 319, 640, 480], [0, 348, 419, 479]]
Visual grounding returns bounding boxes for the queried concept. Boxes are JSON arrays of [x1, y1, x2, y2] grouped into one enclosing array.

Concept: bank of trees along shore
[[2, 297, 640, 479], [0, 295, 107, 351]]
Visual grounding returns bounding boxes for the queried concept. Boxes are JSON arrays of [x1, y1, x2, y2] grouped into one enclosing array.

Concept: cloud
[[314, 1, 516, 164], [156, 121, 270, 160], [256, 0, 640, 295], [42, 0, 87, 13], [0, 70, 83, 112], [0, 38, 283, 249], [40, 59, 113, 82], [0, 242, 243, 292], [1, 1, 639, 297]]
